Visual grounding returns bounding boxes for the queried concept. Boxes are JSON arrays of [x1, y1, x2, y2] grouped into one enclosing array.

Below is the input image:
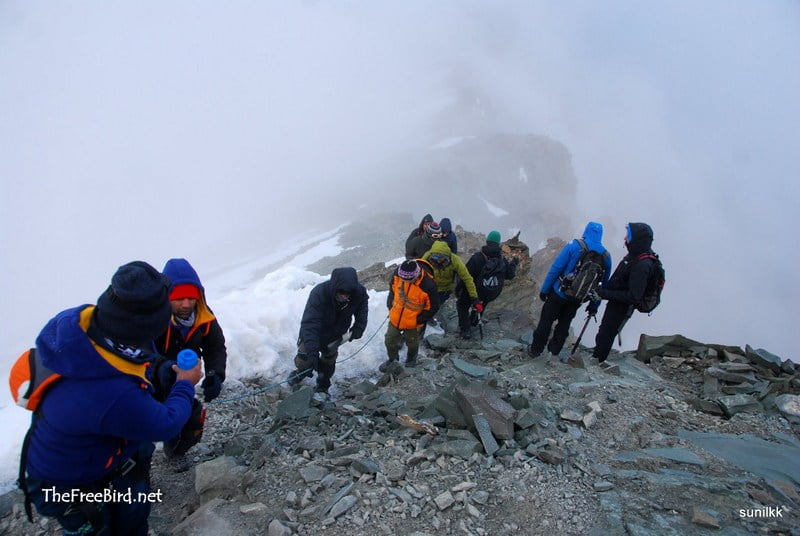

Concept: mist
[[2, 1, 798, 362]]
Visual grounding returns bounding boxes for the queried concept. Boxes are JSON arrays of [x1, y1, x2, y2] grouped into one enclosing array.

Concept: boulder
[[636, 334, 705, 363], [455, 383, 516, 439]]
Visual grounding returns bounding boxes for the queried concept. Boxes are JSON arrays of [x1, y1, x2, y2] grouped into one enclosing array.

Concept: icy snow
[[478, 195, 510, 217]]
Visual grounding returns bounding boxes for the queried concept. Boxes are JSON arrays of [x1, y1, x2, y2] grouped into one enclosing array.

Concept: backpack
[[9, 348, 60, 411], [479, 254, 507, 302], [636, 253, 665, 313], [560, 239, 609, 302]]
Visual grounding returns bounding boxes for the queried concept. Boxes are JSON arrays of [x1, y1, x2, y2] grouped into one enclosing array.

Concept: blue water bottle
[[177, 349, 199, 370]]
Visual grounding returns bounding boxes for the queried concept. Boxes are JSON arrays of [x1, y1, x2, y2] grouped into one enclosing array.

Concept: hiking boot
[[312, 387, 330, 403], [460, 328, 472, 340], [528, 346, 542, 358], [287, 368, 311, 390], [164, 451, 192, 474], [404, 358, 418, 368], [379, 360, 396, 373]]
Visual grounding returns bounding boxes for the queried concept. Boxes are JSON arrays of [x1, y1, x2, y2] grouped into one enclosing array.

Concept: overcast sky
[[1, 1, 798, 362]]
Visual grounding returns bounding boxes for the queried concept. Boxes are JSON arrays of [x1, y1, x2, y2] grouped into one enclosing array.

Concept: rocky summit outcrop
[[3, 230, 799, 536]]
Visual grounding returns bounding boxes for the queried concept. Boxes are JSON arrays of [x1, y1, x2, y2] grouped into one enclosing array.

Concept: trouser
[[593, 301, 633, 363], [456, 290, 487, 332], [531, 293, 581, 356], [27, 451, 153, 536], [384, 323, 421, 362], [295, 340, 338, 391]]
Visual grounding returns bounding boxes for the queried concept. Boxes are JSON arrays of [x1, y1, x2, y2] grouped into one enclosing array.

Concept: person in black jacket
[[406, 221, 443, 260], [405, 213, 433, 256], [455, 230, 518, 339], [289, 267, 369, 395], [440, 218, 458, 254], [592, 222, 658, 363]]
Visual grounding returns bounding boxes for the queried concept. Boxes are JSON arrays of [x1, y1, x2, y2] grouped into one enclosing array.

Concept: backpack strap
[[576, 239, 588, 253], [18, 415, 37, 522]]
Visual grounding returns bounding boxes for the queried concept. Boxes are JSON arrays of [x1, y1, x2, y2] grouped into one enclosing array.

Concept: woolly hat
[[426, 222, 442, 238], [486, 230, 501, 244], [94, 261, 172, 346], [170, 283, 201, 301], [398, 260, 421, 281]]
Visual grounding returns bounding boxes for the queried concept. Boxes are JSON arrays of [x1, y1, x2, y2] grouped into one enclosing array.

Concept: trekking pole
[[477, 311, 484, 340], [571, 314, 595, 355], [616, 305, 635, 346]]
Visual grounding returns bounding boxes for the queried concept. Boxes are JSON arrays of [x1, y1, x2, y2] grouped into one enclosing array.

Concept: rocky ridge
[[2, 229, 799, 536]]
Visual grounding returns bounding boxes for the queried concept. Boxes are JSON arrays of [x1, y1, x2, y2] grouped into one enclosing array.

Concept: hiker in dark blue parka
[[289, 267, 369, 394], [530, 222, 612, 358], [20, 261, 202, 535]]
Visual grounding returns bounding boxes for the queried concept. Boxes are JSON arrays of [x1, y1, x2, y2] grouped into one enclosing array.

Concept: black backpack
[[560, 239, 609, 302], [636, 253, 665, 313], [479, 254, 507, 302]]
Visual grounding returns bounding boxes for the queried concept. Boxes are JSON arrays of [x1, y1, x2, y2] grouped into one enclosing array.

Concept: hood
[[581, 221, 604, 250], [440, 218, 453, 233], [428, 240, 453, 256], [481, 242, 502, 258], [329, 267, 360, 294], [626, 222, 654, 255], [163, 258, 205, 293], [417, 214, 433, 232], [35, 306, 146, 381]]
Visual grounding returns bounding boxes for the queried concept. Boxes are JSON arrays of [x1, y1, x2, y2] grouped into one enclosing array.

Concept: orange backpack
[[8, 348, 61, 411]]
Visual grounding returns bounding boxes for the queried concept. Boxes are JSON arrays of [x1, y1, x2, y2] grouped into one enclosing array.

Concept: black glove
[[349, 327, 364, 340], [539, 292, 548, 302], [585, 302, 599, 316], [201, 372, 222, 402], [153, 358, 177, 399], [587, 289, 600, 303], [304, 350, 321, 370]]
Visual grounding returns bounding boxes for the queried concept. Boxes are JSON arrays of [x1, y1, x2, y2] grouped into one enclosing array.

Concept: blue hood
[[581, 221, 604, 250], [163, 258, 205, 293]]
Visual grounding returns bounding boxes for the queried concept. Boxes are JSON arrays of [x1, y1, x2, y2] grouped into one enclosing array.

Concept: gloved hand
[[539, 292, 548, 302], [304, 350, 321, 370], [153, 358, 177, 397], [587, 289, 600, 303], [472, 300, 484, 313], [201, 372, 223, 402], [349, 327, 364, 340], [585, 302, 599, 316]]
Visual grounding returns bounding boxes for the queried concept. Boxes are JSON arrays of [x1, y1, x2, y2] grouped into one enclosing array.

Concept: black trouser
[[456, 290, 490, 332], [294, 340, 338, 391], [531, 293, 581, 356], [593, 301, 633, 362]]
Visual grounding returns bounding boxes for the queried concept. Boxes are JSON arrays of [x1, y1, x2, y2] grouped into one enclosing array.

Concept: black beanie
[[94, 261, 172, 346]]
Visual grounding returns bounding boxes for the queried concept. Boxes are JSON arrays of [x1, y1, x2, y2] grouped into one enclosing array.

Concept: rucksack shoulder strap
[[576, 239, 588, 252]]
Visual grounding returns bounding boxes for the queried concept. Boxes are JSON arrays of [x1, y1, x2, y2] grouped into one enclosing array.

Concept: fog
[[2, 1, 799, 363]]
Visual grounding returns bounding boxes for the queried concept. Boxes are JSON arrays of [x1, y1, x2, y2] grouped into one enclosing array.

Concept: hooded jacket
[[541, 222, 613, 300], [25, 306, 195, 485], [299, 267, 369, 355], [439, 218, 458, 254], [459, 241, 517, 302], [156, 258, 227, 381], [404, 214, 433, 258], [599, 222, 656, 306], [422, 241, 478, 297]]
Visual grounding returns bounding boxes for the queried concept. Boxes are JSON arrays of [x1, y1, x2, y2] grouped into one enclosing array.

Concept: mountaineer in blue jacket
[[530, 222, 612, 358], [20, 261, 203, 535], [288, 267, 368, 397]]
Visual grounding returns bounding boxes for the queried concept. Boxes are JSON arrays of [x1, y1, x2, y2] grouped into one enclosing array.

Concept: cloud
[[1, 1, 798, 359]]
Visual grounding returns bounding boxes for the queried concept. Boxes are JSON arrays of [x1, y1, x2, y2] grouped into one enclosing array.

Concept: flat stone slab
[[678, 430, 800, 486], [472, 414, 499, 456], [455, 383, 516, 440], [615, 448, 707, 467], [745, 344, 783, 373], [717, 393, 761, 418], [451, 357, 493, 378], [636, 334, 704, 363], [275, 387, 314, 420]]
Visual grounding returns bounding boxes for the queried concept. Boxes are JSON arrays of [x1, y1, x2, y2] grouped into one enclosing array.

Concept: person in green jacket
[[422, 240, 480, 310]]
